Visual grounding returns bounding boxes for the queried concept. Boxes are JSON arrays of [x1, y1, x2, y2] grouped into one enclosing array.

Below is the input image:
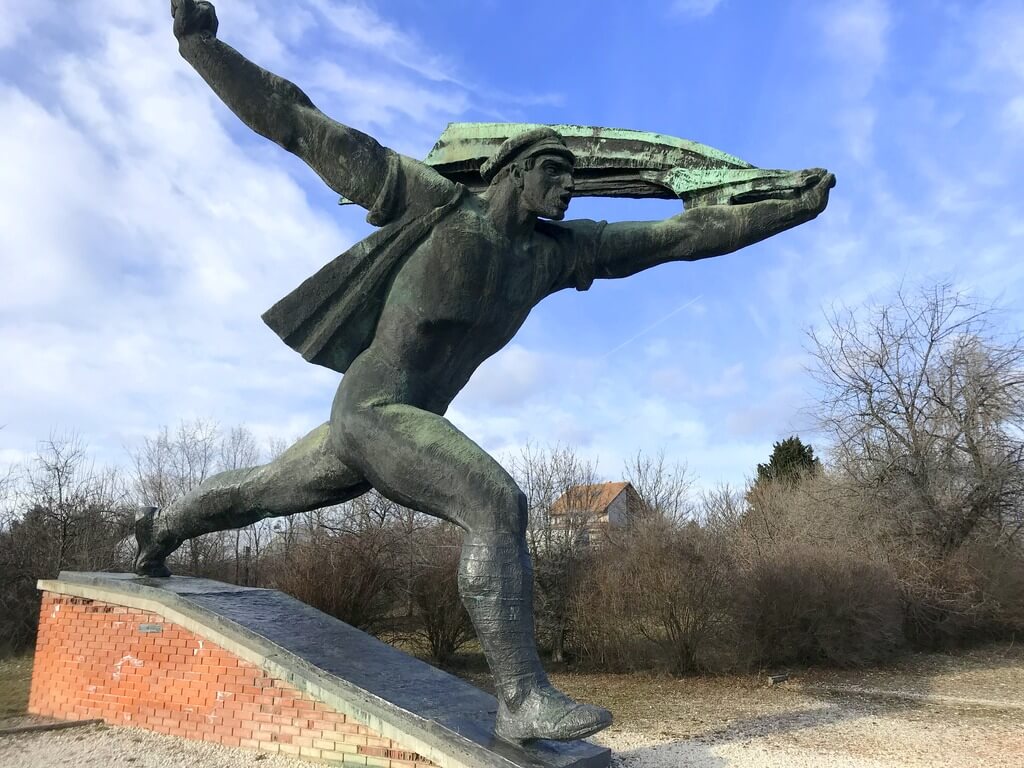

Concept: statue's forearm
[[178, 34, 310, 150], [596, 191, 825, 279], [684, 196, 817, 259]]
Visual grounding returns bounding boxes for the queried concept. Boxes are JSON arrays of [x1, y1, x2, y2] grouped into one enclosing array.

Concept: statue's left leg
[[135, 423, 370, 576], [331, 397, 612, 742]]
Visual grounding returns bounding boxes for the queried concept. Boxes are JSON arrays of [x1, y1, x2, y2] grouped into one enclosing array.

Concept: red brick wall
[[29, 591, 436, 767]]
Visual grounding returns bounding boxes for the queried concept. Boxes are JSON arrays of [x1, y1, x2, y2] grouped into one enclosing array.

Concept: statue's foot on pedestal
[[134, 506, 173, 577], [495, 685, 612, 743]]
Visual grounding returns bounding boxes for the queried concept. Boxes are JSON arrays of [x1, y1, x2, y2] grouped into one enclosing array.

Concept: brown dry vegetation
[[0, 655, 32, 726]]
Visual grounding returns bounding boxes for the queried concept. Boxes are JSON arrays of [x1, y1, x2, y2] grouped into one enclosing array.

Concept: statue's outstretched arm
[[171, 0, 389, 210], [593, 170, 836, 279]]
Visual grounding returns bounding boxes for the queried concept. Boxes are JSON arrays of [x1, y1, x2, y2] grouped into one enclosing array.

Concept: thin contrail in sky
[[600, 295, 702, 359]]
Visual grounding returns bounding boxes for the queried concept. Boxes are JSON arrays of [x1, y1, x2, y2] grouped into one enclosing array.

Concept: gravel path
[[0, 723, 311, 768], [2, 694, 1021, 768], [597, 698, 1023, 767], [3, 646, 1022, 767]]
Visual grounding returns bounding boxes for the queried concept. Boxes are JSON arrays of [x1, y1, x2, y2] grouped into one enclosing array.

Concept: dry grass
[[0, 654, 33, 725], [792, 641, 1024, 712]]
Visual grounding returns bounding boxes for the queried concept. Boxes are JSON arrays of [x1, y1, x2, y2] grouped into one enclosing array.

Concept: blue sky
[[1, 0, 1022, 489]]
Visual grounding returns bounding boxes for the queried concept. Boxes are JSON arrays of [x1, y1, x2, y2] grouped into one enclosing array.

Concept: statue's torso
[[345, 198, 565, 413]]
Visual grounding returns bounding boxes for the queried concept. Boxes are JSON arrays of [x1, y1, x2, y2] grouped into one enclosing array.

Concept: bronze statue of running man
[[139, 0, 835, 743]]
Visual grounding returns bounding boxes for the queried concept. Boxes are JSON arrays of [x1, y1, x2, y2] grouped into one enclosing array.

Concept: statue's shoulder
[[534, 218, 606, 244], [349, 152, 461, 227]]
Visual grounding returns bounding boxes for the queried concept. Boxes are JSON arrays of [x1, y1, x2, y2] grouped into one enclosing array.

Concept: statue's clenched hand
[[727, 167, 836, 211], [767, 169, 836, 223], [785, 168, 836, 214], [802, 170, 837, 217], [172, 0, 219, 41]]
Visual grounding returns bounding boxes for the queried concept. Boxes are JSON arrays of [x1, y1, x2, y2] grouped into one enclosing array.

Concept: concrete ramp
[[31, 572, 609, 768]]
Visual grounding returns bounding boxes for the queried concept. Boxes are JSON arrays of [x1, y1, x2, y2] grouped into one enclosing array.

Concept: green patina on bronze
[[340, 122, 797, 208]]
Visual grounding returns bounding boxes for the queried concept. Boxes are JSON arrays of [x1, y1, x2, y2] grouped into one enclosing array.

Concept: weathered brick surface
[[29, 591, 437, 767]]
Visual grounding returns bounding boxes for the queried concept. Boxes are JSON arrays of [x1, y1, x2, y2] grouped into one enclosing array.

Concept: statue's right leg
[[330, 393, 611, 742], [134, 422, 370, 576]]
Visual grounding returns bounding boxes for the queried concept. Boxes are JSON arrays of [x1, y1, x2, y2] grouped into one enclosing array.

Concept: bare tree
[[24, 434, 132, 572], [132, 419, 221, 506], [0, 434, 132, 651], [217, 426, 268, 585], [810, 284, 1024, 557], [130, 420, 226, 576], [512, 443, 604, 551], [510, 444, 604, 663], [623, 449, 693, 525]]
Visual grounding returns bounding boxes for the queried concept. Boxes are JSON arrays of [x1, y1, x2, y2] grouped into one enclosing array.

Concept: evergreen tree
[[755, 436, 821, 485]]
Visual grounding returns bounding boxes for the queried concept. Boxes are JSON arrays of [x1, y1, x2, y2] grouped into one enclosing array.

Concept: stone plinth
[[29, 572, 610, 768]]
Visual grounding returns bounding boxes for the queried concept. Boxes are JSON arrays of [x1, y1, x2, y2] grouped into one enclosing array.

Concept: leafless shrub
[[970, 542, 1024, 637], [405, 523, 474, 666], [894, 539, 1024, 649], [735, 543, 904, 668], [265, 492, 403, 634], [574, 520, 735, 674]]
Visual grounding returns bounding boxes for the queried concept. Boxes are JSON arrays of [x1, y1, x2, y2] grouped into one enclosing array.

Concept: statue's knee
[[471, 485, 527, 535], [514, 489, 528, 533], [328, 400, 372, 460]]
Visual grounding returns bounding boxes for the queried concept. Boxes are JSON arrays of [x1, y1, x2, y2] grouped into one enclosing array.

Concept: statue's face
[[519, 153, 575, 220]]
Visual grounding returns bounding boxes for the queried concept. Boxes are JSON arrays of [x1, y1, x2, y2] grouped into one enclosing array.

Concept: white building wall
[[606, 492, 628, 528]]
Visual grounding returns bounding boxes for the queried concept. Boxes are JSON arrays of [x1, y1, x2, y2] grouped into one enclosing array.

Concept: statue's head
[[480, 127, 575, 220]]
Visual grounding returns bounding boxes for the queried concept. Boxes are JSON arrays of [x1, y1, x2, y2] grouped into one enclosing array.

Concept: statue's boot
[[459, 532, 612, 743], [495, 686, 612, 743], [134, 506, 179, 577]]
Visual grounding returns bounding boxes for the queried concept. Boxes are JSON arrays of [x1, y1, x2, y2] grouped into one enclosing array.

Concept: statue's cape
[[261, 185, 465, 374]]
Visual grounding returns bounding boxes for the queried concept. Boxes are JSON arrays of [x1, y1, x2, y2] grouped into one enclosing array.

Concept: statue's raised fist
[[172, 0, 218, 41]]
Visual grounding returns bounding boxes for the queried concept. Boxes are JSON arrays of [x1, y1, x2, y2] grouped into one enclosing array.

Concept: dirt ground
[[2, 645, 1023, 767]]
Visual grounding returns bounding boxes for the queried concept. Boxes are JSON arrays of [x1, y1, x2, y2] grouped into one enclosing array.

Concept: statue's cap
[[479, 127, 575, 183]]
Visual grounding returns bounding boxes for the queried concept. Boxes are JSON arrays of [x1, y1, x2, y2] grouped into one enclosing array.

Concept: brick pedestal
[[30, 591, 433, 766], [28, 573, 609, 768]]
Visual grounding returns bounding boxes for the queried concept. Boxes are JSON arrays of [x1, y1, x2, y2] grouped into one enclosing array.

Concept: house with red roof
[[548, 481, 644, 542]]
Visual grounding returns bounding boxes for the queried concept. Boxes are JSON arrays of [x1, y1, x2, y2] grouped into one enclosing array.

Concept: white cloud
[[446, 338, 768, 488], [822, 0, 889, 71], [0, 5, 353, 468], [1003, 96, 1024, 131], [671, 0, 725, 18], [820, 0, 891, 164], [3, 0, 1022, 499], [969, 4, 1024, 136], [303, 0, 561, 123], [309, 60, 470, 141], [0, 0, 48, 49], [306, 0, 459, 84], [973, 3, 1024, 81], [460, 345, 553, 408]]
